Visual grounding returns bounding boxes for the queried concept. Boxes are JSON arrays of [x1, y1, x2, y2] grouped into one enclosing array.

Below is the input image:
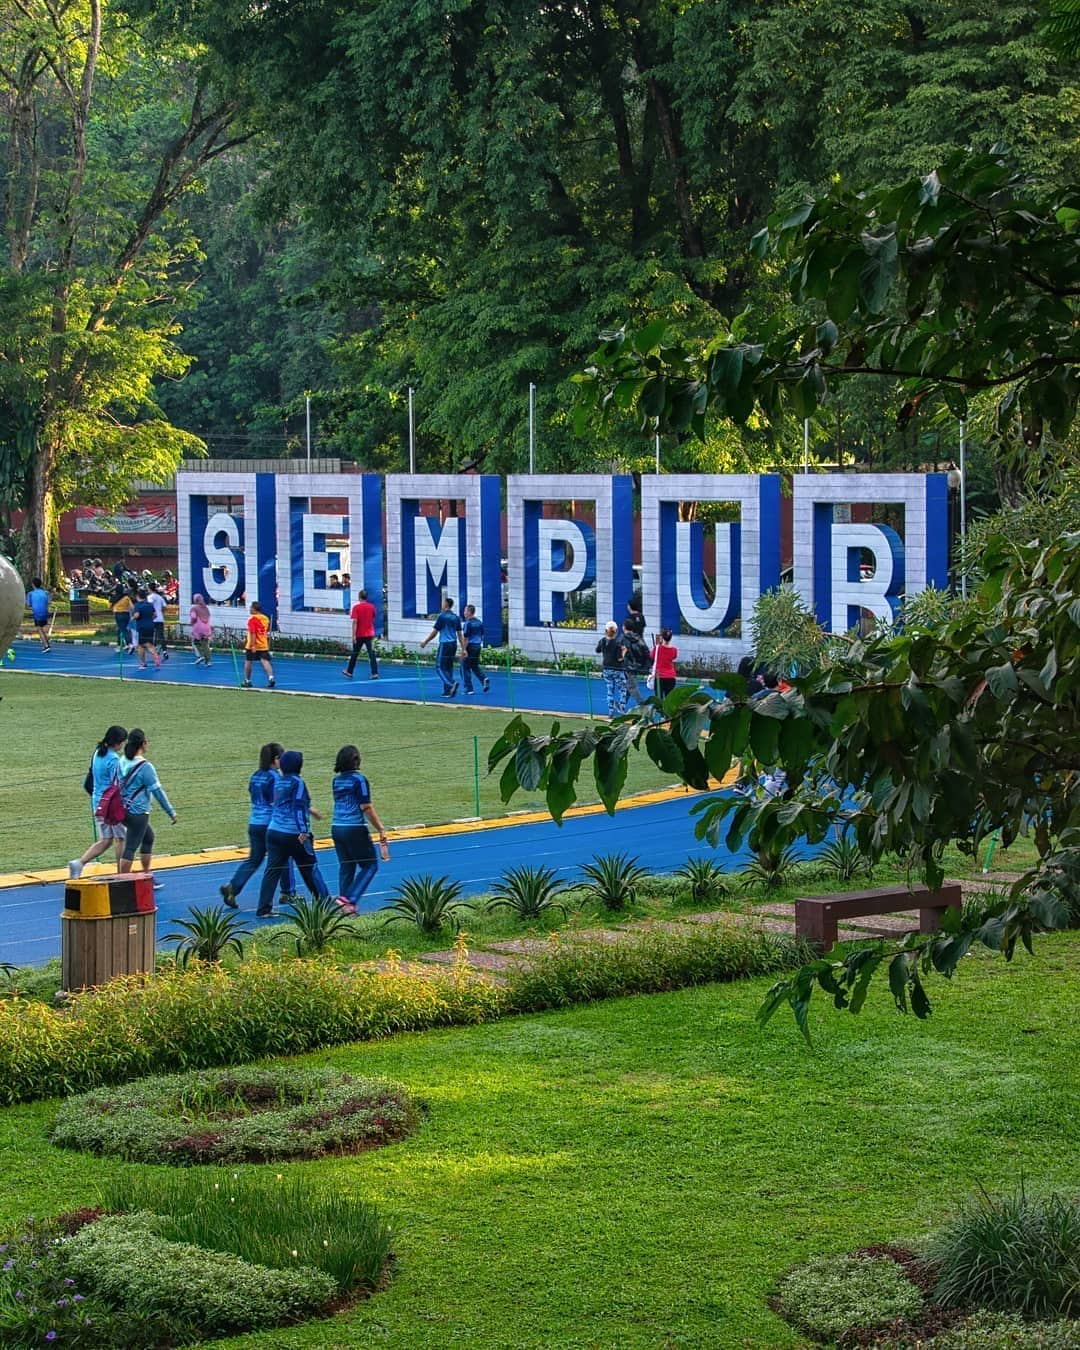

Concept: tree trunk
[[22, 428, 54, 584]]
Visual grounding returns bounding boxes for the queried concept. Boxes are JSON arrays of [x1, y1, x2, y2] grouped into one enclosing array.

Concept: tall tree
[[0, 1, 245, 577]]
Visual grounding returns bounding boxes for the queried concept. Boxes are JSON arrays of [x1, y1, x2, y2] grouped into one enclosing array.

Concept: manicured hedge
[[0, 923, 805, 1106]]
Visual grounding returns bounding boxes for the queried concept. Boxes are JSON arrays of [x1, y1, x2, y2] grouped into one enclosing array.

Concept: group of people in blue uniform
[[219, 742, 390, 917], [419, 597, 489, 699]]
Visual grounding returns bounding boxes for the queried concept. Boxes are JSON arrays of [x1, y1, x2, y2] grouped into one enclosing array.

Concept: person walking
[[219, 742, 297, 909], [419, 596, 463, 698], [242, 601, 276, 689], [651, 628, 679, 699], [330, 744, 390, 914], [342, 588, 379, 680], [131, 588, 162, 670], [596, 620, 627, 717], [625, 594, 646, 639], [620, 616, 652, 705], [148, 581, 169, 660], [460, 603, 489, 695], [110, 580, 133, 650], [69, 725, 128, 877], [26, 578, 52, 652], [189, 593, 213, 666], [117, 728, 178, 877], [256, 750, 328, 917]]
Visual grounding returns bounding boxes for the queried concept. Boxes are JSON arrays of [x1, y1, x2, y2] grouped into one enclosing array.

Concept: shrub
[[485, 865, 568, 923], [775, 1253, 924, 1339], [578, 853, 650, 912], [381, 874, 471, 934], [673, 856, 730, 905], [98, 1171, 391, 1295], [925, 1310, 1080, 1347], [50, 1065, 417, 1165], [504, 920, 806, 1011], [272, 894, 362, 955], [742, 840, 802, 892], [0, 959, 505, 1106], [62, 1213, 336, 1339], [162, 905, 251, 966], [928, 1188, 1080, 1319], [749, 584, 825, 676], [819, 832, 874, 884]]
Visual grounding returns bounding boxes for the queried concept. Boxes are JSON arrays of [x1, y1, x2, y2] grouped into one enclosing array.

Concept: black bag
[[82, 757, 94, 795], [623, 632, 651, 674]]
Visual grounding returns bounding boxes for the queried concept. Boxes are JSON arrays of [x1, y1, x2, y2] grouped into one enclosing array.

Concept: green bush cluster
[[63, 1213, 336, 1340], [50, 1065, 417, 1165], [0, 923, 806, 1106], [502, 921, 806, 1012], [0, 959, 504, 1107], [925, 1310, 1080, 1347], [928, 1189, 1080, 1319], [775, 1252, 924, 1339]]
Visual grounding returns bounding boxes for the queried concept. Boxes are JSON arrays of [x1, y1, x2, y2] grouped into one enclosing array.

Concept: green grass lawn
[[1, 935, 1076, 1349], [0, 672, 674, 873]]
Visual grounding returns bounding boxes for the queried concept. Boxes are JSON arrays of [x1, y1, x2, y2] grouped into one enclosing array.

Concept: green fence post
[[473, 735, 481, 818], [414, 654, 427, 704], [229, 635, 243, 688], [583, 659, 593, 720], [981, 830, 1000, 874], [504, 649, 515, 711]]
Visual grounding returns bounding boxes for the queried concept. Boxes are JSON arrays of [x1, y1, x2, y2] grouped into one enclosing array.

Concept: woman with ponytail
[[68, 725, 127, 877]]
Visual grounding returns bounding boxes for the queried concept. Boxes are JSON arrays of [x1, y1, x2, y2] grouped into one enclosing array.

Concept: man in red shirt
[[342, 588, 379, 679], [242, 601, 276, 689]]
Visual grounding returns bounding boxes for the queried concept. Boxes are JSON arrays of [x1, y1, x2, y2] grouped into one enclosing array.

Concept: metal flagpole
[[305, 395, 312, 471], [959, 420, 968, 599], [655, 431, 661, 473], [528, 383, 536, 473], [408, 387, 416, 473], [803, 419, 810, 472]]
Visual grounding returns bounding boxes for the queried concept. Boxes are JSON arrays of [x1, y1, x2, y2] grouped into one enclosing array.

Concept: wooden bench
[[795, 883, 962, 951]]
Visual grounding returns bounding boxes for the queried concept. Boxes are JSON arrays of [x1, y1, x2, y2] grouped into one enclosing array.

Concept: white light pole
[[408, 386, 415, 473], [803, 418, 810, 472], [305, 394, 312, 471], [655, 429, 661, 474], [528, 382, 536, 473]]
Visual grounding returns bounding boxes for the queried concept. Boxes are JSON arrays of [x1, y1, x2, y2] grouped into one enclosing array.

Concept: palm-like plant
[[271, 894, 361, 955], [380, 875, 471, 935], [164, 905, 251, 966], [673, 856, 729, 905], [819, 833, 873, 884], [578, 853, 650, 913], [741, 840, 802, 893], [486, 865, 568, 923]]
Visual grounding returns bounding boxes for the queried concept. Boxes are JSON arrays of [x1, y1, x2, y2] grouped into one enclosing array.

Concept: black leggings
[[122, 814, 155, 861]]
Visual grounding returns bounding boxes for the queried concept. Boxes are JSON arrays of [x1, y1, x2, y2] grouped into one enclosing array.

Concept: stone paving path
[[371, 873, 1024, 983]]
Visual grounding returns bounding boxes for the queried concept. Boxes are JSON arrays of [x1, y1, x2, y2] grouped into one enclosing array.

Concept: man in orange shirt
[[242, 601, 276, 689], [342, 588, 379, 680]]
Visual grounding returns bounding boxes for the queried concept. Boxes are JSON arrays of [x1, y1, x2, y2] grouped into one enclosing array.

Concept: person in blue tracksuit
[[460, 604, 490, 695], [26, 578, 52, 651], [419, 596, 464, 697], [330, 745, 390, 914], [69, 724, 128, 876], [219, 742, 296, 909], [117, 728, 178, 875], [256, 749, 328, 917]]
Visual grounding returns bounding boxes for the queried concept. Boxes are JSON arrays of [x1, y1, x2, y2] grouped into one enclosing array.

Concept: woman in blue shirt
[[68, 725, 128, 877], [330, 745, 390, 913], [117, 728, 178, 874], [256, 749, 328, 917], [220, 743, 296, 909]]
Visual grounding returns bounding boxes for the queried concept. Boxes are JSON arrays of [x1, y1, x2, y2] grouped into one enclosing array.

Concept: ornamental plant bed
[[49, 1065, 419, 1165]]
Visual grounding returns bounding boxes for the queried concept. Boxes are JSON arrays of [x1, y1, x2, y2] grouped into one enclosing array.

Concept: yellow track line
[[2, 772, 736, 889]]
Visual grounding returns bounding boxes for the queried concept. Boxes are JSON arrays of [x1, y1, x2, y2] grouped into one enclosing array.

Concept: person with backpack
[[256, 750, 328, 917], [330, 744, 390, 914], [117, 728, 178, 876], [69, 725, 128, 877], [219, 742, 297, 909], [620, 616, 652, 705]]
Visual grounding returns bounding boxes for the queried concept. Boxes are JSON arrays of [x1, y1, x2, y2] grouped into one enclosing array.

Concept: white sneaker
[[68, 860, 83, 879]]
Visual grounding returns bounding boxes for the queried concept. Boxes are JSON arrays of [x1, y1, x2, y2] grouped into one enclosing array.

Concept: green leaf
[[645, 727, 685, 775]]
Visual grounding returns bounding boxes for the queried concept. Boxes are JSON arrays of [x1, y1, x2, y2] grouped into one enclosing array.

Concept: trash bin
[[69, 598, 90, 623], [61, 873, 157, 991]]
